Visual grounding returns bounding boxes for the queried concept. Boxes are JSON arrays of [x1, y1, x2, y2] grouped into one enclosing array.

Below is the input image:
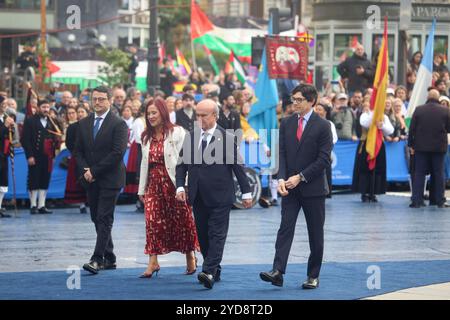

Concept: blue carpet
[[1, 260, 450, 300]]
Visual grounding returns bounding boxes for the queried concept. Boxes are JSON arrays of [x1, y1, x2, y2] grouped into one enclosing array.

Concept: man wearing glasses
[[260, 84, 333, 289], [75, 86, 128, 274]]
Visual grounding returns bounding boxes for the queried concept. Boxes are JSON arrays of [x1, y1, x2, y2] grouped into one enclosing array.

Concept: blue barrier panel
[[385, 140, 410, 182], [5, 148, 130, 200], [331, 140, 410, 185], [331, 141, 358, 186], [5, 140, 414, 199]]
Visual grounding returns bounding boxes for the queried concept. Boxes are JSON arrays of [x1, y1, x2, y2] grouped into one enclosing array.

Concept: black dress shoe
[[30, 207, 38, 214], [361, 194, 370, 203], [302, 277, 319, 289], [271, 199, 279, 206], [38, 207, 53, 214], [0, 212, 11, 218], [409, 203, 425, 208], [438, 202, 450, 208], [198, 272, 215, 289], [259, 269, 283, 287], [369, 195, 378, 203], [80, 207, 87, 214], [214, 268, 221, 282], [102, 260, 117, 270], [83, 261, 100, 274]]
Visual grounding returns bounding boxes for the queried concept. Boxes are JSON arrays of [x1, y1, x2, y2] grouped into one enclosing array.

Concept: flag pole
[[191, 37, 197, 71]]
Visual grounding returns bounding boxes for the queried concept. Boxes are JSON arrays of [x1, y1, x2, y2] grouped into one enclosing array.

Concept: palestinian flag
[[203, 45, 219, 75], [228, 50, 246, 84], [191, 0, 266, 60]]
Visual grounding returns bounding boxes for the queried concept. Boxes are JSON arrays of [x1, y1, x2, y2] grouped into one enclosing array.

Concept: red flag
[[191, 0, 213, 40]]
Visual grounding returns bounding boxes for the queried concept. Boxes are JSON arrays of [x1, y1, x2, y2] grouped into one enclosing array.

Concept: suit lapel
[[297, 112, 317, 152], [86, 114, 95, 148]]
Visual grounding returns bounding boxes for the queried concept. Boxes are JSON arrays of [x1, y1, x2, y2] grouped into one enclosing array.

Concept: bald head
[[428, 89, 440, 101], [196, 99, 219, 130]]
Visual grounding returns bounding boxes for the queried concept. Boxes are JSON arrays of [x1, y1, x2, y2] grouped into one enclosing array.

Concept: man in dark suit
[[175, 99, 252, 289], [408, 89, 450, 208], [74, 86, 128, 274], [175, 93, 197, 132], [260, 84, 332, 289]]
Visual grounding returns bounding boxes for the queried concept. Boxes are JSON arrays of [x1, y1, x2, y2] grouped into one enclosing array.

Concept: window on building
[[371, 34, 395, 63], [314, 65, 329, 92], [409, 35, 422, 55], [426, 35, 449, 58], [316, 34, 330, 62], [118, 27, 129, 49], [132, 28, 141, 47], [119, 0, 130, 10], [333, 34, 362, 61]]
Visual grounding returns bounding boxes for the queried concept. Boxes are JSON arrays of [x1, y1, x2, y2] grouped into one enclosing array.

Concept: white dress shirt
[[94, 108, 110, 132]]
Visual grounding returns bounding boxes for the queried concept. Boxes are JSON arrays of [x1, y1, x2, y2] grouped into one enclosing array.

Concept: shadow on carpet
[[1, 260, 450, 300]]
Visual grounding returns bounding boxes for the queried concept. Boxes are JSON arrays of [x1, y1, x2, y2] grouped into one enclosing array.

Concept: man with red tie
[[260, 84, 333, 289]]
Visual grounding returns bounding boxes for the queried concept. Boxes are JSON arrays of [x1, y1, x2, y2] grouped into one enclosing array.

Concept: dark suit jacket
[[278, 112, 333, 197], [408, 100, 450, 153], [176, 125, 251, 207], [176, 109, 197, 132], [74, 110, 128, 189]]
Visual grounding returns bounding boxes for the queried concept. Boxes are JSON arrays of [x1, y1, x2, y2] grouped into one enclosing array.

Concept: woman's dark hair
[[316, 103, 332, 120], [291, 84, 318, 106], [141, 97, 175, 145], [410, 51, 423, 64]]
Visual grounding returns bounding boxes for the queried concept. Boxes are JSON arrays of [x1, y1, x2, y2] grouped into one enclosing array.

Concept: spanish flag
[[366, 17, 389, 170]]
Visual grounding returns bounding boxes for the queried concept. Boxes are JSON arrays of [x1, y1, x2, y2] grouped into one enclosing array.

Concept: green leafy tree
[[97, 48, 131, 87]]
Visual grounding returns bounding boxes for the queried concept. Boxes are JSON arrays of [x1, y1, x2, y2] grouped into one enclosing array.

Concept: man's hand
[[356, 66, 365, 75], [285, 174, 301, 190], [27, 157, 35, 166], [277, 180, 289, 196], [351, 135, 358, 141], [176, 191, 186, 202], [409, 147, 415, 155], [84, 168, 94, 183], [242, 199, 252, 209]]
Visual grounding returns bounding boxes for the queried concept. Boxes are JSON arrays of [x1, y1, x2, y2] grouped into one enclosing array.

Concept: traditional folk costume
[[352, 111, 394, 202], [21, 113, 61, 213]]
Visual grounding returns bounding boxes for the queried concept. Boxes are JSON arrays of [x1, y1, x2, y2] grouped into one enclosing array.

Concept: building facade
[[311, 0, 450, 91]]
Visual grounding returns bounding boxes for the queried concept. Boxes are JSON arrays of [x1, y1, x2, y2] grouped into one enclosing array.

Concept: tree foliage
[[96, 48, 131, 87]]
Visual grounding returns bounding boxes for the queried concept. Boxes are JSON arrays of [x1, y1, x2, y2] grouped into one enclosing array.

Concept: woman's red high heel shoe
[[139, 265, 160, 278]]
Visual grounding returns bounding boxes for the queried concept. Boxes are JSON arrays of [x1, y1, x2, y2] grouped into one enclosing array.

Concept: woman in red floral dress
[[138, 98, 199, 278]]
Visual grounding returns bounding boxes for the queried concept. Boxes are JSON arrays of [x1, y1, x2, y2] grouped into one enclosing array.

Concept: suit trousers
[[193, 193, 231, 277], [412, 151, 446, 206], [87, 182, 120, 263], [273, 188, 326, 278]]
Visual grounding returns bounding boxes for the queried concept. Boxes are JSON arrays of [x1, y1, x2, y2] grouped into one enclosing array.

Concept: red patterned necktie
[[296, 116, 304, 142]]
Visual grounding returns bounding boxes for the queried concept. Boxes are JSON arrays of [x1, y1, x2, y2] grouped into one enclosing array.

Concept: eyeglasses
[[291, 96, 306, 104], [92, 97, 108, 102]]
